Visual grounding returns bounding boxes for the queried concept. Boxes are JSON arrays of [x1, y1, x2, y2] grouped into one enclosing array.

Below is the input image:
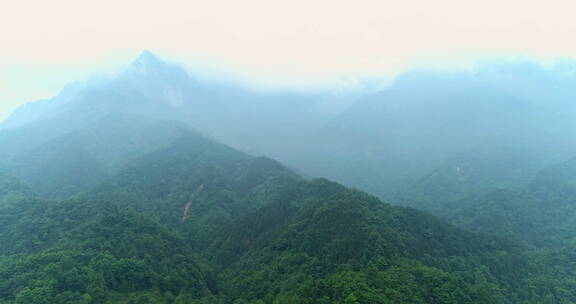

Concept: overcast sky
[[2, 0, 576, 120]]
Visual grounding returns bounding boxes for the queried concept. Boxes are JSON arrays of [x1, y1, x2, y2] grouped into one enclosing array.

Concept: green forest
[[0, 124, 576, 303], [3, 52, 576, 303]]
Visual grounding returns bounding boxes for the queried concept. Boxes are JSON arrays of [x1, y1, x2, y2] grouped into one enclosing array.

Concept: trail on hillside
[[182, 184, 204, 222]]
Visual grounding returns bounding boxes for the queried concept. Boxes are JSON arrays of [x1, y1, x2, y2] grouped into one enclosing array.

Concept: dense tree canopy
[[0, 127, 575, 303]]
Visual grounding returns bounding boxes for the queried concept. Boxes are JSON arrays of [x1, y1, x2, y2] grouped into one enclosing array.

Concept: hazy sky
[[2, 0, 576, 120]]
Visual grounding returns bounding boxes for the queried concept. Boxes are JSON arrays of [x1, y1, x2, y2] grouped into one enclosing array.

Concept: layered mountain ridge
[[3, 52, 576, 303]]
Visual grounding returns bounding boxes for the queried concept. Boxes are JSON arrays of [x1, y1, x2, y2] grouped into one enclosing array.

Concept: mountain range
[[2, 51, 576, 303]]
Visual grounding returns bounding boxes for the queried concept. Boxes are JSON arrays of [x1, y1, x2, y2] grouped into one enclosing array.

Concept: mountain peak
[[130, 50, 165, 73], [136, 50, 160, 62]]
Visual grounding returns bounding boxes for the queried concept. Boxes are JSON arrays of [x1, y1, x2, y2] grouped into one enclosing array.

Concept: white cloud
[[2, 0, 576, 119]]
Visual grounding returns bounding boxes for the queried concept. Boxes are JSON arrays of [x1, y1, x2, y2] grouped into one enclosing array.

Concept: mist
[[4, 49, 576, 302], [4, 51, 576, 205]]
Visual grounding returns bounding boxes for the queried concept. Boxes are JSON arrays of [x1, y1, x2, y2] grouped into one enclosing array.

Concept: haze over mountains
[[4, 51, 576, 201], [3, 51, 576, 302]]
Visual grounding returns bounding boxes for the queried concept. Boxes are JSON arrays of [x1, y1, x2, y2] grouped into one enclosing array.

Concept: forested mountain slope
[[400, 156, 576, 249], [0, 122, 574, 303], [3, 53, 576, 303], [0, 51, 334, 169], [4, 53, 576, 206], [313, 67, 576, 199], [3, 115, 195, 199], [0, 193, 216, 303]]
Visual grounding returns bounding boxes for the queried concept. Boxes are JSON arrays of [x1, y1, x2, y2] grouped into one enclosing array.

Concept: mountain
[[0, 51, 343, 184], [1, 113, 575, 302], [6, 53, 576, 205], [4, 52, 576, 302], [209, 178, 526, 303], [4, 114, 195, 199], [303, 66, 576, 200], [395, 136, 556, 213], [402, 156, 576, 249], [4, 55, 576, 201], [0, 82, 85, 130], [0, 196, 217, 303]]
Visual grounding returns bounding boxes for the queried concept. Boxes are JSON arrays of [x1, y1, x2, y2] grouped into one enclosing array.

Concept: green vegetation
[[1, 125, 576, 303], [401, 156, 576, 249], [6, 51, 576, 303]]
